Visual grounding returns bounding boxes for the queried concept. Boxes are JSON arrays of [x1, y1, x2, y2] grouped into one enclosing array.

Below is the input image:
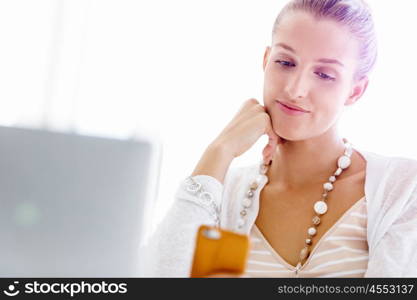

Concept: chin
[[271, 114, 317, 140], [277, 134, 302, 142], [273, 127, 310, 142]]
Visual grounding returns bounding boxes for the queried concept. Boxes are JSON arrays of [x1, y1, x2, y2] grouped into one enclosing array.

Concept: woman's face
[[263, 11, 368, 141]]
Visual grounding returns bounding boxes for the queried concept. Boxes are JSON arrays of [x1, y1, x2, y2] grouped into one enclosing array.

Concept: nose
[[284, 69, 309, 100]]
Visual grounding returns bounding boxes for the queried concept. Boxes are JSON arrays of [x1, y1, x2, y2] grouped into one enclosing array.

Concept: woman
[[144, 0, 417, 277]]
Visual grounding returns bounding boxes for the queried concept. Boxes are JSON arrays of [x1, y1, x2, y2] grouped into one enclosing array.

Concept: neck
[[267, 130, 346, 191]]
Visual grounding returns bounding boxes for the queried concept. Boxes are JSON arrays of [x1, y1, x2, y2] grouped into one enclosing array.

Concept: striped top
[[245, 196, 368, 277]]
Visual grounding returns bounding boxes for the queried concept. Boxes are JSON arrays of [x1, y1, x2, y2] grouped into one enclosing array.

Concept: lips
[[277, 101, 309, 113]]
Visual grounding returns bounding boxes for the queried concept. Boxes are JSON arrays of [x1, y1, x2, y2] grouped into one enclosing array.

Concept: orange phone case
[[190, 225, 250, 277]]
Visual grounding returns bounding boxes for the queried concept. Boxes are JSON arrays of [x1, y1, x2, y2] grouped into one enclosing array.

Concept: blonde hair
[[272, 0, 377, 81]]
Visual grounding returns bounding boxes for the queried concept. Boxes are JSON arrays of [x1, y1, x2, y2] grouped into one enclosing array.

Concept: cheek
[[263, 71, 285, 100], [313, 98, 346, 130], [312, 84, 347, 113]]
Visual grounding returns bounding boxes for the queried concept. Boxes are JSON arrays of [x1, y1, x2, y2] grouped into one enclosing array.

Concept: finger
[[235, 100, 265, 124], [263, 111, 285, 164], [261, 133, 275, 165], [228, 99, 259, 129], [262, 144, 271, 165], [262, 106, 283, 142], [236, 98, 259, 117], [263, 115, 280, 147], [262, 137, 277, 165]]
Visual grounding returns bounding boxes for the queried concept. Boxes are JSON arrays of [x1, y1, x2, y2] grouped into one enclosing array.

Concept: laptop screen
[[0, 125, 161, 277]]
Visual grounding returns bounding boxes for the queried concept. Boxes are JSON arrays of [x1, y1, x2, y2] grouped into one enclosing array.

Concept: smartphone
[[189, 225, 250, 277]]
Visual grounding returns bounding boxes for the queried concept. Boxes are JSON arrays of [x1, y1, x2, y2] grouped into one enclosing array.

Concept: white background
[[1, 0, 416, 239]]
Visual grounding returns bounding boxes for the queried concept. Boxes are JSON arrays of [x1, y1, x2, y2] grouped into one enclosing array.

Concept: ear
[[263, 46, 271, 72], [345, 76, 369, 106]]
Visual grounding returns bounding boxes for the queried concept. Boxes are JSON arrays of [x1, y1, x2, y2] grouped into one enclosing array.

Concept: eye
[[274, 60, 336, 81], [275, 60, 295, 67], [315, 72, 335, 81]]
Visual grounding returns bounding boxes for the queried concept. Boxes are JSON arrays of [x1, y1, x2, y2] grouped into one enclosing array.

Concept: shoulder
[[388, 155, 417, 175], [359, 149, 417, 181], [360, 149, 417, 213]]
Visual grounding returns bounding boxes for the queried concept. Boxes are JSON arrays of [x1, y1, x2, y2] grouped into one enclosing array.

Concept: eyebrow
[[274, 42, 345, 68]]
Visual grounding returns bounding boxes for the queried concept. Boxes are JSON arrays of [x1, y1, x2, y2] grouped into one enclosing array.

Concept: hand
[[191, 98, 283, 183], [213, 98, 283, 164]]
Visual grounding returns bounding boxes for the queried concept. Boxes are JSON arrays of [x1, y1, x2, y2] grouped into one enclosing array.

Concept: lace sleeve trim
[[181, 176, 221, 226]]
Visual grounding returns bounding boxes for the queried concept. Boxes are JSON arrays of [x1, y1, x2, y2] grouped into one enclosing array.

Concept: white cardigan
[[142, 148, 417, 277]]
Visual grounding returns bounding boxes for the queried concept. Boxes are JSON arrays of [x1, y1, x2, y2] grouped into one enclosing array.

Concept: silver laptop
[[0, 125, 161, 277]]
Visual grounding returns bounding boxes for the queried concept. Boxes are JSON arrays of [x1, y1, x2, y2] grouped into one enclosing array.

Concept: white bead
[[344, 146, 353, 157], [338, 155, 351, 169], [314, 200, 328, 215], [323, 182, 333, 191], [308, 227, 317, 236], [242, 198, 252, 208], [334, 168, 342, 176], [328, 176, 336, 183]]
